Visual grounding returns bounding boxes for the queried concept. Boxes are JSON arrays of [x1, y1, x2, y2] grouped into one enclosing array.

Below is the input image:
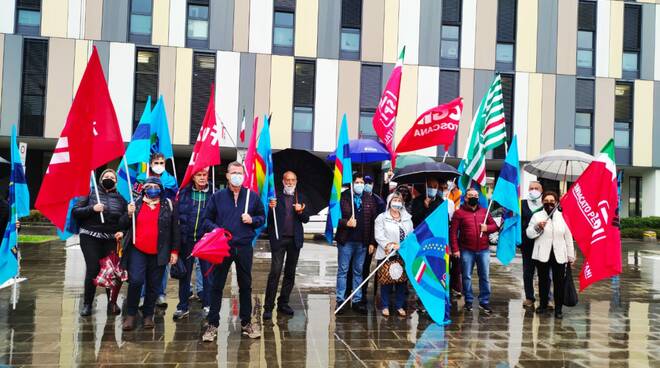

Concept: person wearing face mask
[[334, 174, 378, 315], [520, 181, 544, 308], [134, 153, 178, 201], [121, 176, 180, 330], [262, 171, 310, 320], [450, 188, 499, 315], [526, 191, 575, 319], [447, 180, 462, 210], [72, 169, 129, 317], [373, 192, 414, 317], [202, 161, 265, 342], [411, 178, 446, 228]]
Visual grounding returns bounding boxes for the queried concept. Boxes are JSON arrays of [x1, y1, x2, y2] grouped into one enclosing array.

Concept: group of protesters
[[72, 151, 576, 343]]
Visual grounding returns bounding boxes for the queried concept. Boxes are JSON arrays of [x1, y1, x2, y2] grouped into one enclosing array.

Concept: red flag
[[560, 140, 621, 291], [179, 87, 221, 190], [35, 47, 124, 230], [395, 97, 463, 153], [373, 47, 405, 168], [243, 116, 259, 193]]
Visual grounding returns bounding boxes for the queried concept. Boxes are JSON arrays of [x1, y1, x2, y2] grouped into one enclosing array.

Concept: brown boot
[[143, 316, 155, 329], [122, 315, 136, 331]]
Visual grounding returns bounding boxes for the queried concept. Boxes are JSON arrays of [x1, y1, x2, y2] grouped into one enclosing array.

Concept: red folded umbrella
[[192, 228, 232, 265]]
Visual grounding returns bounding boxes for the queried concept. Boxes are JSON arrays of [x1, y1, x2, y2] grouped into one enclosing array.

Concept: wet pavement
[[1, 238, 659, 367]]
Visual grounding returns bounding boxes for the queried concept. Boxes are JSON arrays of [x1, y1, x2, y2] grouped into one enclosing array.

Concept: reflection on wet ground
[[1, 239, 659, 367]]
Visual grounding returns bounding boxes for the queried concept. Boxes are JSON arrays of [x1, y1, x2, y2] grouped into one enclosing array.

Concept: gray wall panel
[[317, 0, 341, 59], [381, 63, 393, 91], [654, 82, 660, 166], [93, 41, 110, 80], [473, 69, 494, 112], [101, 0, 129, 42], [418, 0, 442, 67], [641, 4, 655, 81], [536, 0, 558, 74], [0, 35, 23, 136], [237, 52, 256, 148], [210, 0, 234, 51], [554, 75, 576, 149]]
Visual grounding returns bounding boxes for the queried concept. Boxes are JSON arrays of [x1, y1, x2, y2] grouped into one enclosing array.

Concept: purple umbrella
[[326, 139, 391, 163]]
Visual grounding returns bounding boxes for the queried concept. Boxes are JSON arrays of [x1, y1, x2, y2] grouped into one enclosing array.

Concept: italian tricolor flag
[[561, 139, 622, 291]]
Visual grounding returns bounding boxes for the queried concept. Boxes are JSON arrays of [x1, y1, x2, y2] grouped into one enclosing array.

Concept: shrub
[[22, 210, 48, 223], [620, 227, 659, 240], [620, 216, 660, 229]]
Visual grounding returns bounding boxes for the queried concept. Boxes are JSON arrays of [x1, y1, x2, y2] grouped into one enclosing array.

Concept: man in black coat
[[263, 171, 310, 320], [521, 181, 544, 308]]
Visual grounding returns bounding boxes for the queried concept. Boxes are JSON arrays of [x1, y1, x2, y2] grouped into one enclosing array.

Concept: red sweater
[[449, 205, 498, 253], [135, 203, 160, 255]]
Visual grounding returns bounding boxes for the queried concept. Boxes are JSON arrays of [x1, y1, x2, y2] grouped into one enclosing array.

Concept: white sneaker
[[156, 295, 167, 308], [203, 306, 210, 317], [202, 325, 218, 342]]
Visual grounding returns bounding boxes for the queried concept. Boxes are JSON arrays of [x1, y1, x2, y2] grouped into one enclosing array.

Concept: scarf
[[353, 193, 362, 210], [143, 196, 161, 208], [528, 198, 543, 213]]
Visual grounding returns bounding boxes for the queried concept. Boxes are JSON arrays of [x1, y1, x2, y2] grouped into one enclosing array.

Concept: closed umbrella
[[523, 149, 594, 182], [326, 139, 390, 163], [192, 228, 232, 265], [392, 162, 460, 184]]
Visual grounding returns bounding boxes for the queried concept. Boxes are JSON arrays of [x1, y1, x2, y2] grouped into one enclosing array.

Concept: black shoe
[[536, 306, 548, 314], [464, 304, 473, 312], [479, 304, 493, 315], [107, 302, 121, 316], [277, 304, 295, 316], [352, 303, 367, 315], [263, 310, 273, 320], [80, 304, 92, 317], [554, 311, 563, 319]]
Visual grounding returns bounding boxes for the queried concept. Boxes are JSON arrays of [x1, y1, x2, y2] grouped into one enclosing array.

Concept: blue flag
[[492, 135, 521, 266], [0, 125, 30, 285], [399, 201, 451, 325], [117, 97, 152, 201], [56, 197, 82, 240], [253, 115, 275, 245], [150, 95, 174, 159], [325, 114, 353, 243], [406, 324, 448, 367]]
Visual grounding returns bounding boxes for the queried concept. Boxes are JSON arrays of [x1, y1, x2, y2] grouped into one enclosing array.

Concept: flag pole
[[335, 249, 398, 314], [122, 157, 137, 244], [212, 166, 216, 193], [442, 150, 449, 163], [12, 214, 19, 310], [170, 158, 178, 183], [350, 183, 355, 218], [479, 199, 493, 238], [91, 171, 105, 223], [272, 202, 280, 240]]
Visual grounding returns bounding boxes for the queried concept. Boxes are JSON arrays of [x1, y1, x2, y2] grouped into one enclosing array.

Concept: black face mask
[[101, 178, 116, 191], [544, 203, 555, 214], [467, 197, 479, 207]]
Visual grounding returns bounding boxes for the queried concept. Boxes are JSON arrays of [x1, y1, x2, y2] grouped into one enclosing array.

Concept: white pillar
[[642, 169, 660, 217]]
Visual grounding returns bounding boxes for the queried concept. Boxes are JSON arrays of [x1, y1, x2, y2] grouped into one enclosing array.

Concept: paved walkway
[[0, 239, 658, 367]]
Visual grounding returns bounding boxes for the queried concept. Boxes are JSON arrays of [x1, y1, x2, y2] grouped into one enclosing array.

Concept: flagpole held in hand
[[122, 158, 137, 244], [272, 200, 279, 240], [335, 249, 398, 315], [170, 158, 178, 183], [91, 171, 105, 223], [350, 183, 355, 218], [479, 199, 493, 238]]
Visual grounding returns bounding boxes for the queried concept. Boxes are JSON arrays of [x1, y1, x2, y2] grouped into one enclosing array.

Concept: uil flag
[[325, 114, 353, 243], [399, 200, 451, 325], [396, 97, 463, 153], [243, 116, 259, 193], [492, 135, 521, 266], [239, 110, 246, 143], [253, 115, 276, 244], [179, 87, 221, 190], [561, 139, 621, 291], [35, 47, 124, 230], [117, 96, 152, 201], [373, 47, 405, 168]]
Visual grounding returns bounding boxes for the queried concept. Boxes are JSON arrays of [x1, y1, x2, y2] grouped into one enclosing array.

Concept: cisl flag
[[373, 47, 405, 168], [395, 97, 462, 153], [35, 47, 125, 230], [560, 139, 621, 291], [179, 86, 221, 190]]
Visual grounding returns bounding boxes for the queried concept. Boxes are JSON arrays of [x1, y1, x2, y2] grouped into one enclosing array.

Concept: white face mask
[[353, 183, 365, 195], [284, 185, 295, 195], [229, 173, 244, 187], [528, 189, 542, 201], [151, 164, 165, 175], [391, 201, 404, 211]]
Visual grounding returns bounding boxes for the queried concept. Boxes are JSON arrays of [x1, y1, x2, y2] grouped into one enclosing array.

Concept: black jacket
[[335, 190, 378, 246], [521, 200, 542, 250], [121, 196, 181, 267], [72, 190, 129, 234], [411, 195, 444, 228], [202, 187, 265, 248], [268, 190, 310, 250], [0, 199, 9, 235], [177, 184, 213, 255]]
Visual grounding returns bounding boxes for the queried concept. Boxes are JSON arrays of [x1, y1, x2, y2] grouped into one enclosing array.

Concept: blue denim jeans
[[381, 283, 406, 309], [461, 249, 491, 305], [336, 242, 367, 304], [194, 258, 204, 294]]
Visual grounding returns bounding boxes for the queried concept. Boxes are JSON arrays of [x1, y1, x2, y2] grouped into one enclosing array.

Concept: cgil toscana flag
[[395, 97, 462, 153], [373, 47, 405, 168], [560, 139, 622, 291]]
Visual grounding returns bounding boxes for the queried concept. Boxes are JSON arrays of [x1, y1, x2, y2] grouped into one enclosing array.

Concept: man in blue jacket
[[202, 161, 265, 342], [263, 171, 310, 320]]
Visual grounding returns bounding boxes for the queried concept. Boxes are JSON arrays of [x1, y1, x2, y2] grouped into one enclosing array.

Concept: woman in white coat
[[372, 192, 414, 317], [526, 191, 575, 319]]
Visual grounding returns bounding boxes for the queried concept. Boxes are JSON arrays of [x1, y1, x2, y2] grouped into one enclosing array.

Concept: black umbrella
[[392, 161, 459, 184], [272, 149, 333, 216]]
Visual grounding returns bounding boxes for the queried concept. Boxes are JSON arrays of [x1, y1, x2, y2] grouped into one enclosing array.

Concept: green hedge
[[620, 227, 659, 240], [21, 210, 49, 223], [620, 216, 660, 229]]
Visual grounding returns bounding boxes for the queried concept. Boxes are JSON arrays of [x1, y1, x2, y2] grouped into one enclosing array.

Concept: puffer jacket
[[72, 189, 129, 234], [335, 190, 378, 246], [177, 184, 213, 255], [374, 196, 413, 261], [449, 204, 498, 253]]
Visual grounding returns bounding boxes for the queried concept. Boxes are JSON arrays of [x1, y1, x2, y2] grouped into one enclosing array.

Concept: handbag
[[563, 264, 578, 307], [170, 257, 188, 280], [377, 255, 408, 285], [94, 240, 128, 288]]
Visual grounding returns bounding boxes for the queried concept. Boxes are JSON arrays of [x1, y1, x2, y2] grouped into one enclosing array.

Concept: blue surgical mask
[[364, 184, 373, 193], [426, 188, 438, 198], [353, 183, 365, 195], [145, 187, 161, 198], [230, 174, 244, 187], [391, 201, 404, 210]]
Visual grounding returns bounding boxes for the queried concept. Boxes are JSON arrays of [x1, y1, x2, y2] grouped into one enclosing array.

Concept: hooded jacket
[[177, 184, 213, 255], [72, 176, 129, 235], [374, 194, 414, 260]]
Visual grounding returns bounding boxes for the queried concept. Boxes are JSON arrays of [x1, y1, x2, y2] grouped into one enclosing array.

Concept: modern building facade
[[0, 0, 659, 217]]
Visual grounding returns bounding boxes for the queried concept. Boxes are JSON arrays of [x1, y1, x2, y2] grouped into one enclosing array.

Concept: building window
[[186, 0, 209, 49], [577, 0, 596, 76], [190, 53, 216, 143], [628, 176, 642, 217], [340, 0, 362, 60], [272, 0, 295, 55], [614, 83, 633, 165], [129, 0, 152, 44], [15, 0, 41, 36], [437, 70, 460, 157], [622, 4, 641, 80], [19, 38, 48, 137], [359, 64, 381, 140], [440, 0, 461, 68], [493, 73, 514, 159], [292, 61, 315, 150], [575, 78, 594, 154], [496, 0, 517, 71], [133, 48, 159, 131]]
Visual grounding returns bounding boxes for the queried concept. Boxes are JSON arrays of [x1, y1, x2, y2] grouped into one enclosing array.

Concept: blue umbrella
[[326, 139, 390, 163]]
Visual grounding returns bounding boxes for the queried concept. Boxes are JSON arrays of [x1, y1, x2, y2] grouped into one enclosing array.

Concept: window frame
[[132, 48, 160, 131], [186, 0, 210, 49], [19, 38, 48, 137], [440, 0, 462, 68], [622, 3, 641, 80], [614, 82, 633, 165], [437, 68, 460, 157], [292, 60, 316, 150], [492, 73, 515, 159], [495, 0, 517, 71], [339, 0, 362, 60], [15, 0, 41, 36], [628, 176, 642, 217], [576, 0, 597, 76], [272, 9, 295, 55], [189, 52, 216, 143], [128, 0, 153, 44], [359, 63, 382, 140]]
